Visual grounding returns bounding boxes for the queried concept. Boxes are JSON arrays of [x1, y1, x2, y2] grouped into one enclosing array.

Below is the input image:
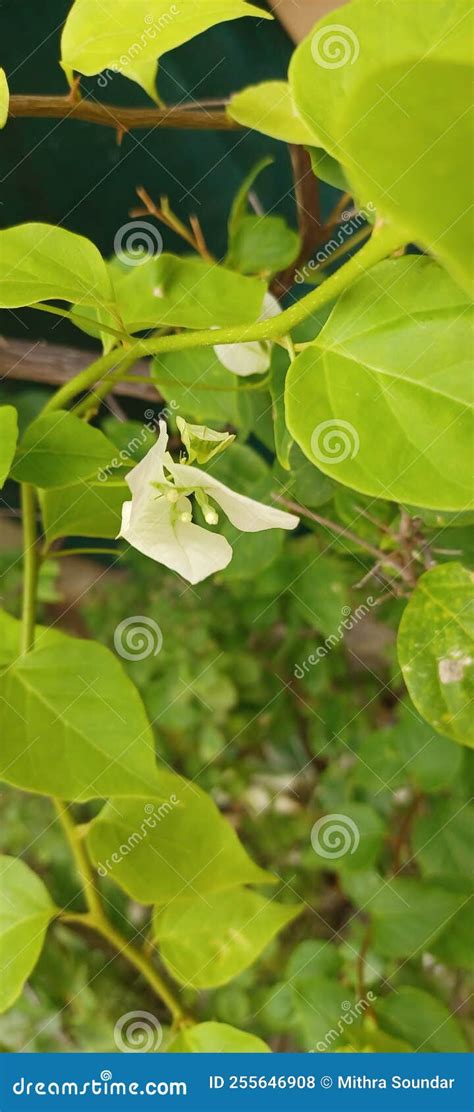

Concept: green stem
[[20, 484, 39, 654], [138, 225, 404, 359], [42, 348, 133, 414], [53, 800, 104, 921], [54, 800, 186, 1023], [71, 350, 143, 417]]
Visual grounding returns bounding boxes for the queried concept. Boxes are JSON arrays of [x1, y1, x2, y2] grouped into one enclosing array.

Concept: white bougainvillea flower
[[213, 292, 281, 377], [119, 422, 298, 584]]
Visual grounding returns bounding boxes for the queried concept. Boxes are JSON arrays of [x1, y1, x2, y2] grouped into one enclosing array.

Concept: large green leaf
[[370, 877, 466, 958], [228, 81, 316, 144], [153, 888, 300, 987], [86, 790, 273, 904], [152, 347, 245, 427], [286, 257, 473, 510], [61, 1, 271, 96], [40, 475, 128, 543], [110, 253, 266, 332], [375, 988, 468, 1052], [0, 68, 9, 129], [0, 224, 112, 309], [398, 563, 474, 746], [0, 406, 18, 488], [11, 411, 118, 489], [0, 621, 164, 800], [168, 1022, 270, 1053], [0, 856, 56, 1013], [290, 0, 473, 295]]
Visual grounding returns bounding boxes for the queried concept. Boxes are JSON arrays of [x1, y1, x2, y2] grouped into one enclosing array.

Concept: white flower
[[213, 292, 281, 377], [119, 422, 298, 584]]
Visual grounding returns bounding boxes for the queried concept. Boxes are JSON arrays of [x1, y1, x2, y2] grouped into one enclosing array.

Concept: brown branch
[[272, 493, 414, 587], [0, 336, 158, 402], [8, 95, 241, 132], [273, 144, 322, 297]]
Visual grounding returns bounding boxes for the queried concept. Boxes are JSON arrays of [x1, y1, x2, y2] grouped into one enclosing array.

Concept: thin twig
[[8, 95, 240, 132]]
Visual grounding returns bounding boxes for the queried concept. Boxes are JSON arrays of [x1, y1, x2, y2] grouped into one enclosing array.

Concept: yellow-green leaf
[[61, 1, 271, 98]]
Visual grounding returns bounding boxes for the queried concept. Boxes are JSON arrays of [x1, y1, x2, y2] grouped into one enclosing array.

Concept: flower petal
[[125, 420, 170, 505], [119, 492, 232, 584], [167, 462, 299, 533]]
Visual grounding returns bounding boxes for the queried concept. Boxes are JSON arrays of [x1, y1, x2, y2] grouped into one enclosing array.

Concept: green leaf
[[370, 877, 466, 958], [290, 0, 473, 295], [228, 215, 300, 276], [152, 347, 244, 426], [0, 224, 112, 309], [228, 81, 316, 144], [168, 1022, 270, 1053], [398, 563, 474, 746], [291, 976, 354, 1050], [0, 68, 9, 129], [375, 988, 468, 1052], [307, 147, 348, 192], [412, 798, 474, 879], [86, 789, 274, 905], [286, 257, 474, 510], [109, 253, 266, 332], [355, 702, 463, 795], [0, 406, 18, 488], [153, 889, 300, 988], [0, 623, 164, 801], [11, 410, 118, 489], [40, 476, 127, 543], [228, 157, 273, 241], [289, 541, 350, 640], [61, 1, 271, 97], [432, 902, 474, 970], [0, 856, 56, 1013], [0, 610, 64, 668]]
